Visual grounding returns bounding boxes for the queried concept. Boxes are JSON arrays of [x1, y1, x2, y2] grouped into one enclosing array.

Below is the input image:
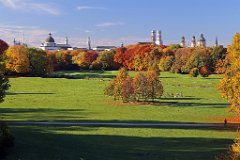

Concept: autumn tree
[[159, 56, 174, 71], [91, 50, 120, 70], [121, 76, 134, 102], [0, 39, 9, 55], [219, 33, 240, 114], [5, 45, 30, 74], [105, 68, 164, 103], [185, 48, 211, 73], [113, 67, 128, 100], [146, 69, 163, 101], [132, 72, 148, 101]]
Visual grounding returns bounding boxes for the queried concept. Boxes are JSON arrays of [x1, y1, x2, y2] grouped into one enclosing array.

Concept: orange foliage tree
[[105, 68, 163, 103], [5, 45, 30, 74], [219, 33, 240, 114]]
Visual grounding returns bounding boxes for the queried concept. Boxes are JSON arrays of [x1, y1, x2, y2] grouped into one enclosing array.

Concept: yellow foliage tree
[[219, 33, 240, 113], [5, 45, 30, 74]]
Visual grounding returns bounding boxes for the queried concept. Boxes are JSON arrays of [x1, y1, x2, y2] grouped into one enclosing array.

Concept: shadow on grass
[[159, 76, 179, 79], [7, 125, 232, 160], [161, 97, 202, 100], [48, 70, 116, 79], [153, 101, 229, 108], [6, 92, 55, 95], [0, 108, 89, 120]]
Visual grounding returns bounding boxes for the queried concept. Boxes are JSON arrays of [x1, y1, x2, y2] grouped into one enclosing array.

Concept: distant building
[[92, 46, 117, 52], [87, 37, 91, 50], [191, 36, 196, 47], [151, 30, 163, 45], [180, 36, 186, 48], [40, 33, 73, 51], [215, 37, 219, 47], [197, 34, 206, 47]]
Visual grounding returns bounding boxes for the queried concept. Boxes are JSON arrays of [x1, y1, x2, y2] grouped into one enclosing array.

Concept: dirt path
[[6, 121, 237, 128]]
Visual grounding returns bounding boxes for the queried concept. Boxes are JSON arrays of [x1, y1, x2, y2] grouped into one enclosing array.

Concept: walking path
[[6, 121, 237, 128]]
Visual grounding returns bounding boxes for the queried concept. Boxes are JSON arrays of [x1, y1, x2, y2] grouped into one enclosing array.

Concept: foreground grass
[[1, 71, 235, 160], [7, 125, 235, 160]]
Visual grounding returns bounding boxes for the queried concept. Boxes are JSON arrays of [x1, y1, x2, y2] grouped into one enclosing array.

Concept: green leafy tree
[[27, 48, 49, 76], [159, 56, 174, 71]]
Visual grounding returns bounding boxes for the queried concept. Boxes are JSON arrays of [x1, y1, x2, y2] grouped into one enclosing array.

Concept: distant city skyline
[[0, 0, 239, 47]]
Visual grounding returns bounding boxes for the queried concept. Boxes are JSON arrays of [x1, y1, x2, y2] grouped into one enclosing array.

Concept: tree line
[[0, 38, 227, 77]]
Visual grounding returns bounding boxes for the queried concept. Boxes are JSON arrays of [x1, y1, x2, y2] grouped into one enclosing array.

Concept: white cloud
[[76, 6, 108, 11], [96, 22, 125, 27], [0, 24, 53, 47], [0, 0, 61, 15]]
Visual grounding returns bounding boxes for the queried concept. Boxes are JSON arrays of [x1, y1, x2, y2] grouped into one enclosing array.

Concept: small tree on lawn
[[121, 76, 134, 102], [113, 67, 128, 100], [146, 69, 163, 102], [132, 72, 148, 101]]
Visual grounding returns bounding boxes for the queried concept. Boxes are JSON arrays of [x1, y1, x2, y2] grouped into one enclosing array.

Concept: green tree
[[91, 50, 120, 70], [159, 56, 174, 71], [27, 48, 49, 76]]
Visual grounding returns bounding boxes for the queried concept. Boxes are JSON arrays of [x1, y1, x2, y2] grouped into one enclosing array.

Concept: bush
[[199, 66, 210, 77], [189, 68, 199, 77], [159, 56, 174, 71]]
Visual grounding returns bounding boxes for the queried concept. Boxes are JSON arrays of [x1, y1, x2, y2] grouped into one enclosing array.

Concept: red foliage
[[87, 50, 98, 62], [114, 44, 154, 70], [199, 66, 209, 77], [0, 39, 9, 55]]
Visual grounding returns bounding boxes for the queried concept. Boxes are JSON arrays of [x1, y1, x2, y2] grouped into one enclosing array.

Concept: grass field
[[0, 71, 236, 160]]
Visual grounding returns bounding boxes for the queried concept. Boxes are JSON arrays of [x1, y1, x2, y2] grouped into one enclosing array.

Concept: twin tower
[[151, 30, 218, 48], [151, 30, 163, 46]]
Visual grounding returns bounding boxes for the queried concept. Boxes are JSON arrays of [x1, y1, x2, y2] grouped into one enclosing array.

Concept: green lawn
[[0, 71, 236, 160], [1, 71, 233, 123]]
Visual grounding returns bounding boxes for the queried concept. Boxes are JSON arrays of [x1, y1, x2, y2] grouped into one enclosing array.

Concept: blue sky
[[0, 0, 239, 47]]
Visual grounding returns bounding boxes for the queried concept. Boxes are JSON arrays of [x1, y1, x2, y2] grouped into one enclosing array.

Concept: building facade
[[40, 33, 73, 51]]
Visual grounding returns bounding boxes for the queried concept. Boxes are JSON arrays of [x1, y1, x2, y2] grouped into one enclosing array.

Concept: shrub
[[199, 66, 210, 77], [189, 68, 199, 77], [159, 56, 174, 71]]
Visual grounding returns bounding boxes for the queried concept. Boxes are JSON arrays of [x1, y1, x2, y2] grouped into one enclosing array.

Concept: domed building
[[197, 34, 206, 47], [40, 33, 73, 51]]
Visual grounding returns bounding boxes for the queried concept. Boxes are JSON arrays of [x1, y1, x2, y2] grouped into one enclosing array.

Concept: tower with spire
[[65, 36, 69, 45], [191, 36, 196, 47], [180, 36, 186, 48], [156, 30, 163, 45], [87, 37, 91, 50], [215, 37, 218, 47], [151, 30, 156, 45]]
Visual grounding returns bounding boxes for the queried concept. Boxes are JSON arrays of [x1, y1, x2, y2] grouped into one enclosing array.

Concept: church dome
[[45, 33, 55, 43], [199, 34, 206, 42]]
